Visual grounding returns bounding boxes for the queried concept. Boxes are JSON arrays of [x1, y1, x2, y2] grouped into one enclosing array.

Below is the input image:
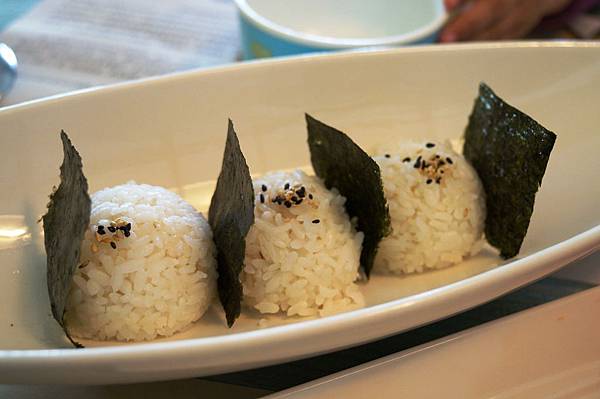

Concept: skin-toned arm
[[440, 0, 573, 42]]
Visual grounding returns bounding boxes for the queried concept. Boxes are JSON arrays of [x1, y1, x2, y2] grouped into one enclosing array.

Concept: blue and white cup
[[235, 0, 447, 60]]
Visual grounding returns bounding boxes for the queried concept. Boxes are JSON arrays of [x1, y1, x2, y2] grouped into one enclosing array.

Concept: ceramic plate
[[0, 42, 599, 384]]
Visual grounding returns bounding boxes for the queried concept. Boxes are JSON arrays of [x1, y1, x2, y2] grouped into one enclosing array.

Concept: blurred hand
[[440, 0, 573, 42]]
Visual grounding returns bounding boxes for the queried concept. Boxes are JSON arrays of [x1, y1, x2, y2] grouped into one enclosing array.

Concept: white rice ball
[[64, 182, 217, 341], [242, 170, 365, 318], [373, 140, 486, 274]]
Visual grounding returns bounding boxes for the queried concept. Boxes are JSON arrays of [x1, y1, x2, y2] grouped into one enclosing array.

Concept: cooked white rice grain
[[373, 140, 486, 274], [64, 182, 217, 341], [242, 170, 365, 318]]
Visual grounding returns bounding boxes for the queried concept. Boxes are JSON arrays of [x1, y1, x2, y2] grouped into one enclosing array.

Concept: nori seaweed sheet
[[208, 120, 254, 327], [43, 131, 91, 347], [306, 114, 391, 277], [463, 83, 557, 259]]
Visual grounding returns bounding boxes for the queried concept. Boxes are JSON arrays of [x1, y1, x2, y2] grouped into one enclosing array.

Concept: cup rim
[[234, 0, 448, 49]]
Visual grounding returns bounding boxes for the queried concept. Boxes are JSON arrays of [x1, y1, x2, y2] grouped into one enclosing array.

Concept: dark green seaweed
[[208, 120, 255, 327], [306, 114, 391, 278], [463, 83, 557, 259], [43, 131, 91, 348]]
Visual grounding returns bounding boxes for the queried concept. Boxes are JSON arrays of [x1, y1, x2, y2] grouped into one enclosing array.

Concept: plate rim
[[2, 41, 600, 114]]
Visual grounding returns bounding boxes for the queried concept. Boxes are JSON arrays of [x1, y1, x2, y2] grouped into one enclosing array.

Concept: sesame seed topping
[[308, 194, 313, 200], [414, 156, 422, 169], [312, 219, 320, 224], [402, 157, 411, 163], [426, 142, 435, 148], [110, 241, 117, 249], [284, 200, 292, 208], [436, 177, 442, 184], [124, 231, 131, 237], [446, 157, 453, 164], [107, 226, 116, 233], [259, 193, 265, 203], [284, 183, 290, 190], [426, 179, 432, 184], [261, 184, 267, 192], [385, 154, 391, 158]]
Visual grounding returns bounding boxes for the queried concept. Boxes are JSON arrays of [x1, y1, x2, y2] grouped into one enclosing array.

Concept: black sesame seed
[[426, 179, 432, 184], [124, 231, 131, 237], [402, 157, 411, 163], [291, 196, 298, 202], [439, 160, 445, 166], [97, 229, 106, 236], [308, 194, 313, 200], [436, 177, 442, 184], [97, 225, 105, 232], [446, 157, 453, 164], [297, 191, 306, 198], [284, 200, 292, 208], [261, 184, 267, 192], [435, 155, 440, 159], [385, 154, 391, 158], [110, 242, 117, 249], [414, 156, 422, 169], [284, 183, 290, 190], [107, 226, 116, 233], [312, 219, 320, 224], [426, 142, 435, 148], [126, 223, 131, 231], [259, 193, 265, 203], [441, 170, 445, 174], [295, 199, 303, 205]]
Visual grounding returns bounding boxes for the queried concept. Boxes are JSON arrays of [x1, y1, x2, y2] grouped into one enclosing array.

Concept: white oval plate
[[0, 42, 599, 384]]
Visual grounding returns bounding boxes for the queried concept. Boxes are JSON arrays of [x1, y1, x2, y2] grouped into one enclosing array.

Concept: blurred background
[[0, 0, 599, 106]]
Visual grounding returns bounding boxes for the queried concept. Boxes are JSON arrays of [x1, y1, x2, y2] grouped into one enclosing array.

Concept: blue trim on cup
[[239, 13, 440, 60], [240, 14, 325, 59]]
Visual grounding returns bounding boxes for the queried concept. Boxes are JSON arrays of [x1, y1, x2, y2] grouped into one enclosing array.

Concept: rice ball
[[64, 182, 217, 341], [242, 170, 365, 318], [373, 140, 486, 274]]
